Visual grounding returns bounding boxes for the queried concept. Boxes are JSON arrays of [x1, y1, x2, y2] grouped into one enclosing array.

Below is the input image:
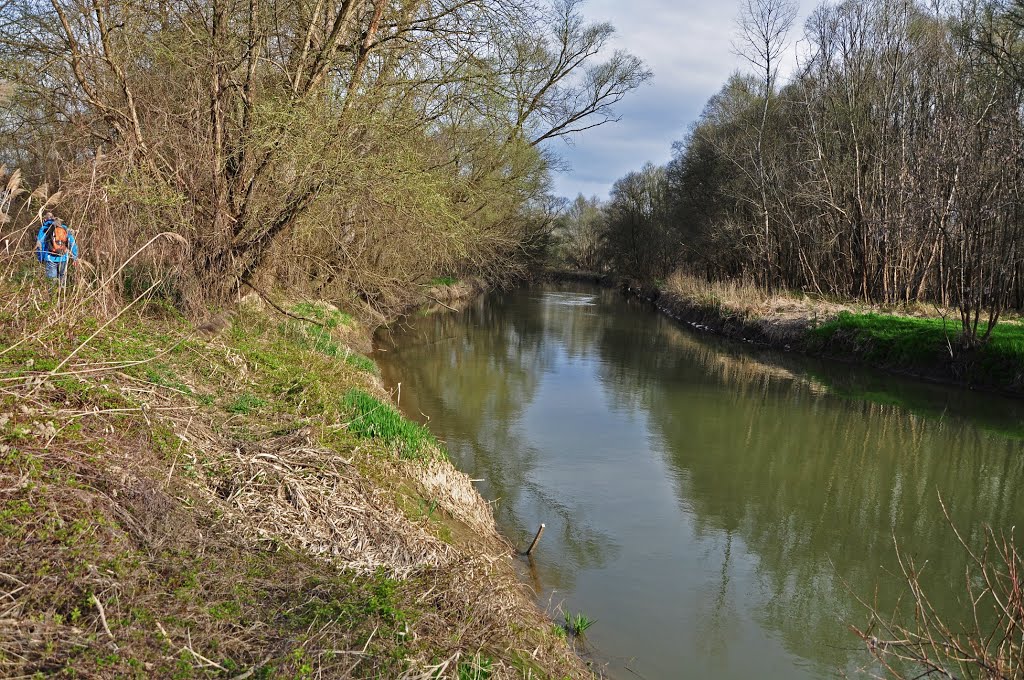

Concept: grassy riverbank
[[0, 279, 584, 679], [628, 272, 1024, 394]]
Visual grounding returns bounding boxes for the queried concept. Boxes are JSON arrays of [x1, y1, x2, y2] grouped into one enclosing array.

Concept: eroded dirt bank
[[610, 273, 1024, 396]]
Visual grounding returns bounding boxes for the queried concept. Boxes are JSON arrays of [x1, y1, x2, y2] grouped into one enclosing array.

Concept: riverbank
[[0, 280, 587, 678], [414, 277, 488, 315], [620, 272, 1024, 396]]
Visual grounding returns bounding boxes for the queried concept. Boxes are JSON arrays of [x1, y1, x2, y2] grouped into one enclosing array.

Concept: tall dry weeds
[[664, 269, 868, 323], [853, 496, 1024, 679]]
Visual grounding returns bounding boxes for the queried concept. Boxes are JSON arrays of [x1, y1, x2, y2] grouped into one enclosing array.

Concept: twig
[[185, 629, 227, 671], [64, 405, 198, 419], [230, 656, 272, 680], [425, 295, 459, 312], [90, 594, 115, 642]]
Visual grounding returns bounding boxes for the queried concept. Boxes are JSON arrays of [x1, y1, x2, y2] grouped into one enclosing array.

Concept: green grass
[[342, 389, 441, 460], [810, 312, 963, 364], [277, 312, 379, 376], [221, 309, 381, 424], [563, 611, 594, 638], [226, 392, 266, 414], [0, 281, 581, 679], [457, 654, 493, 680], [290, 570, 419, 672], [290, 302, 353, 329], [343, 351, 378, 373], [145, 365, 194, 396], [810, 312, 1024, 388], [429, 276, 458, 287]]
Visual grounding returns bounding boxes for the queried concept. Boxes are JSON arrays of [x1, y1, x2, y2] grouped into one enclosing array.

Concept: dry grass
[[662, 270, 976, 324], [0, 274, 588, 678], [659, 270, 962, 347], [664, 270, 858, 322]]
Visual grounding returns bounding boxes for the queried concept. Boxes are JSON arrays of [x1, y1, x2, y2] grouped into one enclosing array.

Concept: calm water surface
[[374, 285, 1024, 679]]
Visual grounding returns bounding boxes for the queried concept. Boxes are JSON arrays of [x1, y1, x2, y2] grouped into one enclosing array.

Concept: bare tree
[[732, 0, 798, 290], [649, 0, 1024, 347]]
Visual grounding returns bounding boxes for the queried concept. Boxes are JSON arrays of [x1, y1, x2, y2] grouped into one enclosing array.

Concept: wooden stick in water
[[525, 523, 545, 556]]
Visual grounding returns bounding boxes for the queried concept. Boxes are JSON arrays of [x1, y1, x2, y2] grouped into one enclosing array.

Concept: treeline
[[0, 0, 647, 315], [560, 0, 1024, 345]]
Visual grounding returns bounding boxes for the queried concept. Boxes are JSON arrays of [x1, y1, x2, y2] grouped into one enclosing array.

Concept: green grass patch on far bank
[[810, 311, 1024, 389], [811, 312, 963, 363]]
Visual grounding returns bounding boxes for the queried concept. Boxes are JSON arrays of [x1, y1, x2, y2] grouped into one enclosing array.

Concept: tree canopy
[[0, 0, 649, 314]]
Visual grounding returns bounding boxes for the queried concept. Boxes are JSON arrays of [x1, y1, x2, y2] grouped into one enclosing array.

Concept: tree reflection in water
[[376, 291, 619, 594], [376, 284, 1024, 679]]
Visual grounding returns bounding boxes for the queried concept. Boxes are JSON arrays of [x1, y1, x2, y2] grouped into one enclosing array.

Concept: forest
[[558, 0, 1024, 346]]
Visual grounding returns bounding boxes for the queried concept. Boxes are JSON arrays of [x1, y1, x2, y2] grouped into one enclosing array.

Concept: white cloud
[[548, 0, 818, 200]]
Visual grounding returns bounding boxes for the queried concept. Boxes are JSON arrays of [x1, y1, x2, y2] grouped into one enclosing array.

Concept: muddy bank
[[624, 281, 807, 347]]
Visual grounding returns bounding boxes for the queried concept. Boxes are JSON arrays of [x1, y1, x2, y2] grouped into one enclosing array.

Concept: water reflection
[[377, 294, 618, 594], [637, 327, 1024, 669], [375, 285, 1024, 679]]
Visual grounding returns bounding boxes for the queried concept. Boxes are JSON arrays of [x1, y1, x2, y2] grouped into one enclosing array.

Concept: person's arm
[[68, 229, 79, 262], [36, 224, 48, 262]]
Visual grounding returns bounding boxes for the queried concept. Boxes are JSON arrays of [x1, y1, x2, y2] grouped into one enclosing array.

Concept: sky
[[549, 0, 818, 201]]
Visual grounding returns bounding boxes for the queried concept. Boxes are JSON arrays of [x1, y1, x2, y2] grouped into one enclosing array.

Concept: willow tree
[[0, 0, 648, 313]]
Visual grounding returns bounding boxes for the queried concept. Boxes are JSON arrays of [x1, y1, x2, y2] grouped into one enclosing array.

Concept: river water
[[374, 285, 1024, 679]]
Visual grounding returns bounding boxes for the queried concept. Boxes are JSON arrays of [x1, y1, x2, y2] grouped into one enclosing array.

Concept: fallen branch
[[237, 278, 325, 328], [90, 594, 115, 643]]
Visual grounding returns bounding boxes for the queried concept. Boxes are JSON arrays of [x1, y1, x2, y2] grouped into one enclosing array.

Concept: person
[[36, 212, 79, 285]]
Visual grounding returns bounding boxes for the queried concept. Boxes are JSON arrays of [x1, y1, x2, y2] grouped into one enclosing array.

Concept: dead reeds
[[852, 495, 1024, 679]]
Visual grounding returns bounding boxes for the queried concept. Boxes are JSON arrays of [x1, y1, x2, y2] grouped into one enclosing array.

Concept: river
[[374, 284, 1024, 679]]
